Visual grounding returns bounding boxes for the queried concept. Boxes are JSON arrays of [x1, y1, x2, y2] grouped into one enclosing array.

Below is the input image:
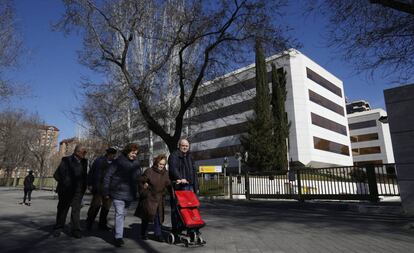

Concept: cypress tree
[[270, 63, 290, 170], [240, 39, 277, 171]]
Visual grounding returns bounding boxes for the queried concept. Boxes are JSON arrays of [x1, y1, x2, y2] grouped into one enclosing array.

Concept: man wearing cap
[[85, 147, 117, 230]]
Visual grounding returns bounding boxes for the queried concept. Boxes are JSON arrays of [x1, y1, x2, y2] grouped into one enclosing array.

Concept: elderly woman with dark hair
[[103, 143, 141, 247], [135, 154, 170, 242]]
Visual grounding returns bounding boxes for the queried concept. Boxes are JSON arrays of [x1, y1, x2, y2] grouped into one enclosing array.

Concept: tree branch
[[370, 0, 414, 15]]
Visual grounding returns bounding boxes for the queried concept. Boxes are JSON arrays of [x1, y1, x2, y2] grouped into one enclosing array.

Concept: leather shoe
[[114, 238, 124, 247]]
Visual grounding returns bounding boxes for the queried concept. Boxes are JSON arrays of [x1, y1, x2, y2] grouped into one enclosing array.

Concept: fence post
[[366, 165, 379, 202], [296, 169, 304, 202], [229, 174, 233, 199], [245, 172, 250, 200]]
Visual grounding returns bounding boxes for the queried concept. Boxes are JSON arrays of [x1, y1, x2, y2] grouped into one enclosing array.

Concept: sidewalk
[[0, 187, 413, 253]]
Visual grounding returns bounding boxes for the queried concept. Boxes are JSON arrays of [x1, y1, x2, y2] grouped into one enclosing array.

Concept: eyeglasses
[[158, 163, 166, 166]]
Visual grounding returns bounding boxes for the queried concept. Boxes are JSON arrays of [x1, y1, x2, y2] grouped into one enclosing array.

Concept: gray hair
[[178, 138, 190, 146], [74, 144, 86, 153]]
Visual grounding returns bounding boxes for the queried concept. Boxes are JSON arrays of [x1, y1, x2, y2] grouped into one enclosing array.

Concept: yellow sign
[[199, 165, 222, 173]]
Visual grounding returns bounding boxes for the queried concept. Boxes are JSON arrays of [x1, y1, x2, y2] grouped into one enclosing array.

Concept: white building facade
[[187, 49, 353, 170], [347, 109, 395, 166]]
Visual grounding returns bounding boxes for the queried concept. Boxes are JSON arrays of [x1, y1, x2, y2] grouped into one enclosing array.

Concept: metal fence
[[197, 173, 228, 196], [0, 176, 56, 191], [2, 164, 400, 202], [209, 164, 400, 202]]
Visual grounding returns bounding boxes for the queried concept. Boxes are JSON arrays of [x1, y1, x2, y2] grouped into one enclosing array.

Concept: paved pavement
[[0, 187, 413, 253]]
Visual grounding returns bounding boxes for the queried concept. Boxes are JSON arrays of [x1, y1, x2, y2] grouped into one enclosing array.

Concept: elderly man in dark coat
[[168, 138, 199, 237], [53, 144, 88, 238], [135, 154, 170, 242]]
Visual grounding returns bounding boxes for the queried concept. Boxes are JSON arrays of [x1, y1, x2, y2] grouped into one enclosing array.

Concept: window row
[[309, 89, 344, 116], [350, 133, 379, 143], [311, 113, 347, 136], [313, 136, 350, 156], [352, 146, 381, 156], [348, 120, 377, 130], [306, 68, 342, 97]]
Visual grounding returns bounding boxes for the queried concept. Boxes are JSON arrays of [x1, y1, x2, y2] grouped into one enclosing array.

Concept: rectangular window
[[194, 71, 274, 107], [349, 120, 377, 130], [190, 98, 254, 124], [192, 122, 249, 143], [354, 160, 383, 166], [311, 113, 347, 136], [306, 68, 342, 97], [350, 133, 379, 143], [309, 90, 344, 116], [352, 146, 381, 156], [192, 144, 242, 161], [313, 136, 350, 156]]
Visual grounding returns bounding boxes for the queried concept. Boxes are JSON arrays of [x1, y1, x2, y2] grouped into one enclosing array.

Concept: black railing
[[203, 164, 400, 202]]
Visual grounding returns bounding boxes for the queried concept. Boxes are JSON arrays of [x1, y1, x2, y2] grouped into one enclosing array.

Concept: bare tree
[[0, 0, 24, 100], [57, 0, 294, 152], [26, 125, 60, 189], [306, 0, 414, 81], [0, 110, 40, 185], [73, 80, 134, 149]]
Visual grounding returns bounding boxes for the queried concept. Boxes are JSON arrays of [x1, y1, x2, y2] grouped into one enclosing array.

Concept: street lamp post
[[235, 152, 242, 174], [223, 156, 228, 177]]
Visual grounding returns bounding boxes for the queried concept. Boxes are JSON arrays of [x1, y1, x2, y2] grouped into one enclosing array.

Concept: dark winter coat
[[87, 155, 112, 195], [23, 174, 35, 190], [168, 150, 198, 192], [103, 153, 141, 202], [135, 166, 170, 222], [53, 155, 88, 196]]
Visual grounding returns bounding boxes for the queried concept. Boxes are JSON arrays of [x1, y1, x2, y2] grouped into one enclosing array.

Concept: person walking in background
[[85, 147, 117, 231], [135, 154, 170, 242], [168, 138, 199, 239], [21, 170, 35, 206], [103, 143, 141, 247], [52, 144, 88, 238]]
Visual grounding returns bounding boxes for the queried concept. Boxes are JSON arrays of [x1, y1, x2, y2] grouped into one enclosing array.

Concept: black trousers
[[86, 193, 112, 226], [23, 189, 32, 203], [54, 192, 83, 232]]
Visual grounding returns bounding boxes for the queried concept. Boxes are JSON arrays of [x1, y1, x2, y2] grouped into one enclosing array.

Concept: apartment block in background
[[347, 101, 394, 166]]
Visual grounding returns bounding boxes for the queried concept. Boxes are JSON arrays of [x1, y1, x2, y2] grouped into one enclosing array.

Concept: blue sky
[[3, 0, 404, 142], [5, 0, 98, 142]]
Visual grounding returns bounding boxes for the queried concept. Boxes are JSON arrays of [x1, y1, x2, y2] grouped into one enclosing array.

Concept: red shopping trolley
[[166, 186, 206, 247]]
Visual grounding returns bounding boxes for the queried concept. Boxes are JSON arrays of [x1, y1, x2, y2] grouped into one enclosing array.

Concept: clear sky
[[5, 0, 98, 142], [3, 0, 406, 142]]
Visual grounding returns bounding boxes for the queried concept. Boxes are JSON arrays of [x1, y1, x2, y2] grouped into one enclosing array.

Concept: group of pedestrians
[[51, 138, 198, 247]]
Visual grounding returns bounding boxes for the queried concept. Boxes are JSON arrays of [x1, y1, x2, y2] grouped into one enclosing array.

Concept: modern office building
[[347, 102, 394, 166], [129, 49, 353, 170], [187, 49, 353, 170]]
